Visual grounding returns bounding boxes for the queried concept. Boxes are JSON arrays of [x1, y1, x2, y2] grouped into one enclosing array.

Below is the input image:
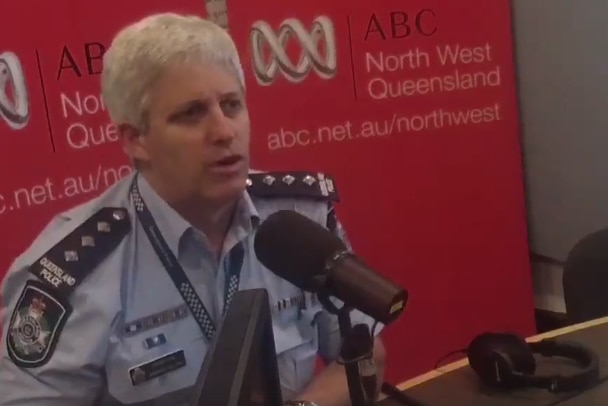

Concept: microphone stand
[[318, 294, 374, 406], [317, 295, 430, 406]]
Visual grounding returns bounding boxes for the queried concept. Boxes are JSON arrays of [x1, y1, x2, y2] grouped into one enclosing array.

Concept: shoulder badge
[[7, 207, 131, 368], [246, 171, 340, 202], [27, 207, 131, 296], [7, 280, 71, 368]]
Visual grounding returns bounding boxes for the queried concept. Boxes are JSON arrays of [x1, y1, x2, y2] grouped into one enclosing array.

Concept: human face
[[126, 59, 250, 206]]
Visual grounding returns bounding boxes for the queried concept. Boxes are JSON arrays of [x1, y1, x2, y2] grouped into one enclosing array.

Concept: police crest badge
[[6, 280, 72, 368]]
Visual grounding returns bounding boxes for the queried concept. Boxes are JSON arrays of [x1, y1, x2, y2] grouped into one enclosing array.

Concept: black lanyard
[[130, 176, 244, 343]]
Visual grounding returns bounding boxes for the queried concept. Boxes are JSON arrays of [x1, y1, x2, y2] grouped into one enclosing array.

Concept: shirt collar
[[136, 175, 191, 255], [239, 191, 261, 232], [135, 174, 260, 255]]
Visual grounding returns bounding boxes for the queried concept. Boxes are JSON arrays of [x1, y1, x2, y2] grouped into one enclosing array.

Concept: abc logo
[[250, 16, 337, 86], [0, 51, 29, 131]]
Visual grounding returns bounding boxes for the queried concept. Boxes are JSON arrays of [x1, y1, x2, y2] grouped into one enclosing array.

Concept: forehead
[[149, 60, 242, 111]]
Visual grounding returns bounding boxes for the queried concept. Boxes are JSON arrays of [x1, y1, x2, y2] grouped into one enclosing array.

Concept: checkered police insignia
[[6, 280, 72, 368], [226, 274, 239, 306], [247, 171, 340, 202], [179, 282, 215, 339], [223, 243, 244, 315]]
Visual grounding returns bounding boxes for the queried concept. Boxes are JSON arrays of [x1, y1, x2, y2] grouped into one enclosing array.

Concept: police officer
[[0, 13, 386, 406]]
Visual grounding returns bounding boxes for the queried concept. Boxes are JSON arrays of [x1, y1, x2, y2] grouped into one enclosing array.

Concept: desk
[[378, 316, 608, 406]]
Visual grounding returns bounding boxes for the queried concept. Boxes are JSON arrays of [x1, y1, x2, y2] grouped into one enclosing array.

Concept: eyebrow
[[174, 91, 242, 109], [219, 90, 243, 99]]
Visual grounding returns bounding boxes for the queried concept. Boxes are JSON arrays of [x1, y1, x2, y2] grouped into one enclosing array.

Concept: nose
[[207, 108, 236, 145]]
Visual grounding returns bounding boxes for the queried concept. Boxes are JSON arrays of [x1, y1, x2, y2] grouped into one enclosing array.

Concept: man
[[0, 13, 386, 405]]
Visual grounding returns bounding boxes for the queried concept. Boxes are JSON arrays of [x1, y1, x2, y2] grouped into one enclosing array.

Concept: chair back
[[563, 228, 608, 323]]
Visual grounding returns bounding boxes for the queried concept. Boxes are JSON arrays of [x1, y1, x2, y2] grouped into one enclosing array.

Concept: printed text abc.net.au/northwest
[[0, 165, 132, 216], [266, 102, 501, 150]]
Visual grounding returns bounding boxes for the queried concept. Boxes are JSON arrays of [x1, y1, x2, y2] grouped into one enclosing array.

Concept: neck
[[141, 172, 238, 255], [182, 199, 236, 235]]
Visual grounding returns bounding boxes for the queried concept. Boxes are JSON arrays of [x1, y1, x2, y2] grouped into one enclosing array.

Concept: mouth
[[209, 154, 245, 174], [215, 154, 243, 166]]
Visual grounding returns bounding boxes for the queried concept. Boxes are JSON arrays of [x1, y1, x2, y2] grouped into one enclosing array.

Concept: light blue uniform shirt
[[0, 171, 382, 405]]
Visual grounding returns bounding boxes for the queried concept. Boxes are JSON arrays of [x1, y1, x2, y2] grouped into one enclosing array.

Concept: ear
[[118, 124, 150, 163]]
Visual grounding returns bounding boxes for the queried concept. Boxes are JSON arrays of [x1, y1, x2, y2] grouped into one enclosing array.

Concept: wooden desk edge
[[395, 315, 608, 391]]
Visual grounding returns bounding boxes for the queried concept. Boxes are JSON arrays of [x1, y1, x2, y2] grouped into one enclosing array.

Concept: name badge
[[129, 349, 186, 386]]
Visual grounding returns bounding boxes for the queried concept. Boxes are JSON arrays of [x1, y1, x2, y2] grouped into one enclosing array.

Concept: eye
[[169, 102, 207, 123], [220, 98, 243, 116], [182, 103, 205, 117]]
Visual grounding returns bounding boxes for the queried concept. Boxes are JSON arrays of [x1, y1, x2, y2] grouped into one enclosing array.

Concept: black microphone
[[253, 210, 407, 325]]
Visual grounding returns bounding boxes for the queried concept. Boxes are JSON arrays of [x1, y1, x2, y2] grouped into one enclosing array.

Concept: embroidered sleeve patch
[[6, 280, 72, 368]]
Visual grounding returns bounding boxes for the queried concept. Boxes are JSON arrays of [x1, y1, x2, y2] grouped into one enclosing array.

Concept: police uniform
[[0, 170, 382, 405]]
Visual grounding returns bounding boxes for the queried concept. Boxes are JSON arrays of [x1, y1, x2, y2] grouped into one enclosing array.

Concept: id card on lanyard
[[130, 175, 244, 343]]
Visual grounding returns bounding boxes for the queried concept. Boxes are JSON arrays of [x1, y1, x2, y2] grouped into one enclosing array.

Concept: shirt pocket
[[105, 321, 206, 404], [272, 293, 324, 400]]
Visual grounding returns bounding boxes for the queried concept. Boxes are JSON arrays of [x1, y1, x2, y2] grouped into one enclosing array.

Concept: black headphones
[[467, 332, 600, 392]]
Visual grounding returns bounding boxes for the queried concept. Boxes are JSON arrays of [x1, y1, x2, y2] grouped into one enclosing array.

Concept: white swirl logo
[[250, 16, 337, 86], [0, 51, 29, 130]]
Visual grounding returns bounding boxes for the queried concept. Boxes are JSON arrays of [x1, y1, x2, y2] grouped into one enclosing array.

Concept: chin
[[204, 176, 247, 204]]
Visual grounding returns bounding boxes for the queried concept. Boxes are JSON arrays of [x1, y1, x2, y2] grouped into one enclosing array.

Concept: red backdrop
[[0, 0, 535, 383]]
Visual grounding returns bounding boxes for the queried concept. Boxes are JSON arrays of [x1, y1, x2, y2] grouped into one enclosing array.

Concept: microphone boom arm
[[317, 294, 375, 406], [317, 294, 432, 406]]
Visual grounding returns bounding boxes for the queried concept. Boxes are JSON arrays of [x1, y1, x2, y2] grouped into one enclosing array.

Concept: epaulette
[[8, 207, 131, 368], [246, 171, 339, 202], [27, 207, 131, 296]]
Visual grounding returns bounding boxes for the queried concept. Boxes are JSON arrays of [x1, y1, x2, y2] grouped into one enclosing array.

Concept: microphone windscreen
[[254, 210, 346, 291]]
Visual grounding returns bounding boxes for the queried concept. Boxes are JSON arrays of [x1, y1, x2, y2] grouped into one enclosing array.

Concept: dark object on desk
[[563, 228, 608, 324], [376, 320, 608, 406], [467, 332, 599, 392], [188, 288, 283, 406]]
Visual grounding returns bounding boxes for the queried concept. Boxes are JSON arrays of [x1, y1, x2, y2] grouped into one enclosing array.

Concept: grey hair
[[101, 12, 245, 130]]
